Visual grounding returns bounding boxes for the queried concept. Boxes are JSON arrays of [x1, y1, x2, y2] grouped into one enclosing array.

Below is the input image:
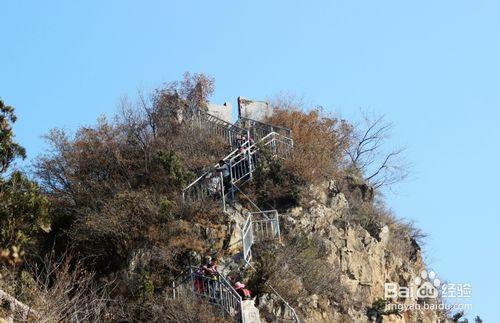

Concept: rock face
[[250, 182, 446, 323]]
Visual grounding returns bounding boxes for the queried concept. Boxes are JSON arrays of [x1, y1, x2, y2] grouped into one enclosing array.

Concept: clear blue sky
[[1, 1, 498, 320]]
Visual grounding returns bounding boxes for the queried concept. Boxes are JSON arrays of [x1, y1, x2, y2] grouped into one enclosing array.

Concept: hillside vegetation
[[0, 74, 456, 322]]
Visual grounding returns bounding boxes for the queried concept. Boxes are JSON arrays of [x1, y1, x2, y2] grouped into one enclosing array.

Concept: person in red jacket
[[234, 282, 252, 300]]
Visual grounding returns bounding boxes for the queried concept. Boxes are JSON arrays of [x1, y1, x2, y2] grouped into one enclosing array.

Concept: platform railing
[[241, 210, 280, 264]]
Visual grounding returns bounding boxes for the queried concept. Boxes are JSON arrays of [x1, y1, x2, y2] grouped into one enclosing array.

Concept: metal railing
[[182, 171, 226, 204], [172, 266, 244, 322], [228, 132, 293, 187], [250, 210, 280, 242], [242, 215, 254, 264], [187, 107, 249, 150], [233, 185, 298, 322], [236, 116, 292, 141], [260, 132, 294, 159], [241, 210, 280, 264], [181, 141, 250, 203], [178, 112, 299, 323], [182, 131, 293, 204]]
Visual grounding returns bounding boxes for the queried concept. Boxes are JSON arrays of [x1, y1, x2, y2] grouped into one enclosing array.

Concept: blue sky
[[1, 1, 498, 320]]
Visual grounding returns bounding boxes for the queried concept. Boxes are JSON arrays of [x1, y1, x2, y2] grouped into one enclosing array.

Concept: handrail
[[232, 184, 264, 215], [182, 131, 293, 206], [183, 131, 291, 193]]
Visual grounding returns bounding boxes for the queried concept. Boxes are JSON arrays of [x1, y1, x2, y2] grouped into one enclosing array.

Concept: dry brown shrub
[[264, 103, 352, 185], [144, 297, 229, 323]]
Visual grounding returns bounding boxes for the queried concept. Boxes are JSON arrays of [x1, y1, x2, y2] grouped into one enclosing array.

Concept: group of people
[[193, 256, 252, 301]]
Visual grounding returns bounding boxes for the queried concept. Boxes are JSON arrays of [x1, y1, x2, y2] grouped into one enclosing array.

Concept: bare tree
[[347, 111, 409, 189]]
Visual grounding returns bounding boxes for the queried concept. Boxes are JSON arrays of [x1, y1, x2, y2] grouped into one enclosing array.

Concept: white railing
[[250, 210, 280, 242], [181, 171, 226, 204], [261, 132, 294, 159], [228, 132, 293, 188], [241, 210, 281, 264], [242, 215, 254, 263]]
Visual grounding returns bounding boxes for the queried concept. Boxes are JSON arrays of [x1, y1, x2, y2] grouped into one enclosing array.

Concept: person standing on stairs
[[194, 266, 205, 294], [207, 171, 222, 199], [202, 256, 218, 277], [234, 145, 251, 182], [216, 160, 231, 194], [235, 133, 245, 148], [244, 134, 255, 147], [234, 282, 252, 300], [202, 256, 220, 302]]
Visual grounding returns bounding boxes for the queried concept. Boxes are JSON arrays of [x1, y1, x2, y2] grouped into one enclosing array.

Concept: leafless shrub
[[386, 218, 427, 260], [346, 111, 409, 189], [249, 234, 350, 308], [148, 297, 228, 323], [68, 190, 217, 274], [339, 196, 426, 260], [0, 254, 111, 322]]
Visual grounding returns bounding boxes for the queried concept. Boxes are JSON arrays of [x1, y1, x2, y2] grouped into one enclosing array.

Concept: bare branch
[[347, 111, 409, 189]]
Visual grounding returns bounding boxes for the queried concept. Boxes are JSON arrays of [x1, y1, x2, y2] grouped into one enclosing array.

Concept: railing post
[[228, 126, 234, 148], [172, 281, 176, 299], [272, 133, 277, 156], [229, 159, 235, 201], [275, 211, 281, 242], [189, 267, 195, 298], [220, 172, 226, 213], [247, 148, 253, 181]]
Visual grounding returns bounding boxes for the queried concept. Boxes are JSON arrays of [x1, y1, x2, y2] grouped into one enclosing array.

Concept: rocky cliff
[[226, 180, 446, 323]]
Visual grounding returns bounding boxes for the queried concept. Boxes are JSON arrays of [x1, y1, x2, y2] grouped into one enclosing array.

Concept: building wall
[[207, 102, 233, 123]]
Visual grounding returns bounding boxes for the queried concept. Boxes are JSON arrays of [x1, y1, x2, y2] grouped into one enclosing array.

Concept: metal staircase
[[175, 106, 299, 323]]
